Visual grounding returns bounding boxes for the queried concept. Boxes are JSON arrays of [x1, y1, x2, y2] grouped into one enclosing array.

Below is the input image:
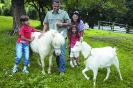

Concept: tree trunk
[[9, 0, 25, 35]]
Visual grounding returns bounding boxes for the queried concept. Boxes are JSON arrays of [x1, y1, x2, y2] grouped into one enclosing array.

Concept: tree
[[26, 0, 52, 26], [9, 0, 25, 35]]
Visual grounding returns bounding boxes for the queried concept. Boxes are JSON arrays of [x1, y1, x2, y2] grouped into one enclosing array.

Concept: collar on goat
[[85, 48, 92, 60], [51, 41, 61, 50], [85, 53, 91, 60]]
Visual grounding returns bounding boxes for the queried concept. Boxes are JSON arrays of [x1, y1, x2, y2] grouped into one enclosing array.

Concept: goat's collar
[[85, 48, 92, 60], [85, 53, 91, 60]]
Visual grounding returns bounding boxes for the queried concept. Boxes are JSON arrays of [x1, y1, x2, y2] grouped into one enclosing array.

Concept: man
[[39, 0, 70, 75]]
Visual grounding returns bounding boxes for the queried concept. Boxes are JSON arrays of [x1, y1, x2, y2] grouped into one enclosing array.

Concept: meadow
[[0, 16, 133, 88]]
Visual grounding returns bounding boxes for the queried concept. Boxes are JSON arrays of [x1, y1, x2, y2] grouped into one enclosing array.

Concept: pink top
[[17, 25, 35, 43], [70, 33, 81, 48]]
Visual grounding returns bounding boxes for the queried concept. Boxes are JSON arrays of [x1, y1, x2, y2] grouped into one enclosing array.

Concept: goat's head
[[51, 31, 65, 56], [71, 41, 82, 53]]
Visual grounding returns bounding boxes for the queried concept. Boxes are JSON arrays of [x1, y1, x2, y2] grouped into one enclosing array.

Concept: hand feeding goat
[[71, 40, 123, 86], [30, 30, 64, 74]]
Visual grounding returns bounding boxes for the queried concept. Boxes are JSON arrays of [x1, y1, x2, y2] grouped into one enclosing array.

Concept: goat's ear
[[80, 37, 83, 43], [60, 31, 64, 35]]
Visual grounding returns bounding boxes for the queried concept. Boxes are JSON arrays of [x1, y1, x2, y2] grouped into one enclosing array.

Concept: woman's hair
[[71, 11, 80, 23], [20, 15, 29, 22], [70, 25, 79, 38]]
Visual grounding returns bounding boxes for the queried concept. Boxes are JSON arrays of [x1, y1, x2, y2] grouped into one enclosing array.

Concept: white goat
[[71, 41, 123, 86], [30, 30, 64, 74]]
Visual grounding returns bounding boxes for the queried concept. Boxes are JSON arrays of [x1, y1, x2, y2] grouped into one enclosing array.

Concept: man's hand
[[38, 33, 43, 39], [56, 22, 62, 27]]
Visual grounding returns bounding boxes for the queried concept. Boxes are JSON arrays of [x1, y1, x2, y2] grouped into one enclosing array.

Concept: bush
[[27, 7, 38, 20], [1, 0, 4, 3], [2, 6, 11, 16]]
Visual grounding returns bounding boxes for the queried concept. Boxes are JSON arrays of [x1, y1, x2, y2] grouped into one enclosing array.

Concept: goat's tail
[[113, 47, 117, 56]]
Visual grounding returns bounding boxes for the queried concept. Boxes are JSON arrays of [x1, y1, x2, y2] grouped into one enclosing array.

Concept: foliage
[[27, 6, 38, 20], [0, 16, 133, 88], [117, 0, 133, 26], [2, 6, 12, 16], [0, 0, 12, 16]]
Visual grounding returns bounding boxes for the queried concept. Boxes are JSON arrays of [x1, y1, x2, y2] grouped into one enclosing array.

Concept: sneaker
[[22, 69, 29, 74], [70, 61, 74, 67], [12, 67, 18, 73], [60, 72, 64, 75], [73, 60, 77, 66], [77, 62, 80, 66]]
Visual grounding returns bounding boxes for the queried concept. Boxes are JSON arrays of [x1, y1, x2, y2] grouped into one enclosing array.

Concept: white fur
[[71, 41, 123, 86], [30, 30, 64, 74]]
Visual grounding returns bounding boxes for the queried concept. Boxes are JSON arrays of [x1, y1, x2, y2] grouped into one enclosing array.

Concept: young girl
[[68, 25, 81, 67], [67, 11, 84, 65]]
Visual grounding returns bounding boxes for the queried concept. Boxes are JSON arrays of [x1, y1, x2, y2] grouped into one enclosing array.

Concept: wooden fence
[[98, 21, 133, 33]]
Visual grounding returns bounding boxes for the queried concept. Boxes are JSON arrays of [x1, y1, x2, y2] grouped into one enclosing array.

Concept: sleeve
[[19, 26, 24, 36], [79, 20, 85, 31], [67, 25, 72, 30], [64, 11, 71, 23], [44, 11, 49, 24], [31, 26, 35, 32]]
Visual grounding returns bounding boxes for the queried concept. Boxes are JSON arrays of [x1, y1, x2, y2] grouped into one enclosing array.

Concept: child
[[68, 25, 81, 67], [12, 15, 41, 73]]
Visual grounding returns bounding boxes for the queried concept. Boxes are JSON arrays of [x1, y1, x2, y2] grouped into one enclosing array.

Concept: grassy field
[[0, 16, 133, 88]]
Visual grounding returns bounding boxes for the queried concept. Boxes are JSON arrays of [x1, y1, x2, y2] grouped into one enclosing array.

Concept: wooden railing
[[98, 21, 133, 33]]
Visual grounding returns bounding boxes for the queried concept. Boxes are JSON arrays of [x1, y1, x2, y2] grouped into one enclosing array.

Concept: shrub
[[2, 6, 11, 16], [27, 7, 38, 20]]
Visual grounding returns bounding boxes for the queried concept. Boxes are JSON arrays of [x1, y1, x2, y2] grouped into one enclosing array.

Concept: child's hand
[[30, 37, 35, 42]]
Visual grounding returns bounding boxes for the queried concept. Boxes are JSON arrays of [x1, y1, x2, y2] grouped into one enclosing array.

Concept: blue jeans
[[56, 39, 66, 73], [15, 43, 29, 66]]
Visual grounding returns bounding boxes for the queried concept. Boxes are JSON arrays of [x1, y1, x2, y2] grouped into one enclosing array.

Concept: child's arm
[[35, 29, 42, 32], [21, 35, 35, 42]]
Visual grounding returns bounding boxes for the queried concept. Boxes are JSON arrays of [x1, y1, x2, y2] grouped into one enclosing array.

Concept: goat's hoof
[[104, 79, 107, 81], [87, 77, 89, 80], [120, 78, 123, 80], [42, 71, 46, 75], [48, 71, 51, 74]]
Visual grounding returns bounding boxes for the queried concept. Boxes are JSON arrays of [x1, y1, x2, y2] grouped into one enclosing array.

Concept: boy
[[12, 15, 41, 74]]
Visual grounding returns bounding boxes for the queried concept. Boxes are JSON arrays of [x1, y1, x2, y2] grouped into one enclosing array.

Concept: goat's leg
[[40, 55, 45, 74], [48, 55, 53, 74], [37, 54, 41, 66], [82, 68, 90, 80], [92, 69, 98, 86], [104, 67, 110, 81], [114, 57, 123, 80]]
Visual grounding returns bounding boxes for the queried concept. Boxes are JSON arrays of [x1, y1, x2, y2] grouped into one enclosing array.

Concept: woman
[[67, 11, 85, 65]]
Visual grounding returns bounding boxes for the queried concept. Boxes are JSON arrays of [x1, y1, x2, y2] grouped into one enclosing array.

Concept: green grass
[[0, 3, 4, 8], [0, 16, 133, 88]]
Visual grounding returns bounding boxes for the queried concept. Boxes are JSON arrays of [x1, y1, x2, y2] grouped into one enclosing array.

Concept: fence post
[[98, 21, 100, 30], [126, 24, 129, 33], [111, 22, 114, 31]]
